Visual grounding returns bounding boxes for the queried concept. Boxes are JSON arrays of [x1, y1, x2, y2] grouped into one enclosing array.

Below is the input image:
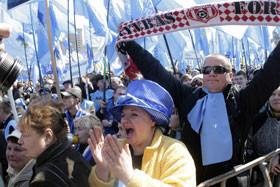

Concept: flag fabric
[[7, 0, 31, 10], [50, 0, 75, 33], [2, 10, 34, 65]]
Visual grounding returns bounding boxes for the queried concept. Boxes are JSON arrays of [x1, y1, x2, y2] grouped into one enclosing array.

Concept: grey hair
[[74, 115, 102, 134]]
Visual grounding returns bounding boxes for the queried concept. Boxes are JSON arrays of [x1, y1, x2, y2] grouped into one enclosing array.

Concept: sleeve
[[88, 166, 116, 187], [122, 41, 193, 108], [127, 143, 196, 187]]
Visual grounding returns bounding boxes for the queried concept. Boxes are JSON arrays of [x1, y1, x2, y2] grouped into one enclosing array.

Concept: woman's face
[[269, 87, 280, 112], [75, 124, 89, 144], [6, 140, 30, 172], [18, 127, 49, 159], [121, 106, 155, 151]]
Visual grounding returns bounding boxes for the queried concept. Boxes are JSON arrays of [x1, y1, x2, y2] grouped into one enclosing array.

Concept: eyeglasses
[[202, 66, 230, 75]]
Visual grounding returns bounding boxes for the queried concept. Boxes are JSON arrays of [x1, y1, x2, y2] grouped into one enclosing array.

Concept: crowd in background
[[0, 59, 279, 186]]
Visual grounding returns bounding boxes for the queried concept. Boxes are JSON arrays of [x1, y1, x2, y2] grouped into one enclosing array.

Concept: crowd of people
[[0, 23, 280, 187]]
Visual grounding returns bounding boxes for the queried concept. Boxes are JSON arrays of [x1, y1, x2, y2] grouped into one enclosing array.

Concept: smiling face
[[121, 106, 156, 155], [269, 87, 280, 112], [203, 55, 232, 93], [6, 139, 30, 172], [235, 75, 247, 88]]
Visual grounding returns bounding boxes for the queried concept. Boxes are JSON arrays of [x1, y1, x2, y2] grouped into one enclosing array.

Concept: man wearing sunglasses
[[118, 38, 280, 186]]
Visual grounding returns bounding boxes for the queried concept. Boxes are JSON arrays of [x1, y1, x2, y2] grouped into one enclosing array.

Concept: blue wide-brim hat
[[111, 80, 174, 128]]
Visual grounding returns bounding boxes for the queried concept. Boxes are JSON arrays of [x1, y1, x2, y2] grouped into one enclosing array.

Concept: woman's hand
[[270, 155, 280, 175], [103, 135, 134, 185], [88, 126, 110, 181]]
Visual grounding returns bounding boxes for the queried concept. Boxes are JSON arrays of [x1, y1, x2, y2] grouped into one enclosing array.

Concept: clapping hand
[[88, 126, 110, 181], [103, 135, 134, 185]]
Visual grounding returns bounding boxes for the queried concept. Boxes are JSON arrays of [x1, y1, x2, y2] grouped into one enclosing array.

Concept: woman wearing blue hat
[[88, 80, 196, 187]]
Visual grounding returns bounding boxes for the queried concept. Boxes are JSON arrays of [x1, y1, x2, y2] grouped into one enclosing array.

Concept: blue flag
[[8, 0, 30, 10]]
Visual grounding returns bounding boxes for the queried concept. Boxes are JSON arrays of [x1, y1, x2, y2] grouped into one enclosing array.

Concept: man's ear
[[75, 98, 80, 104], [229, 72, 233, 79]]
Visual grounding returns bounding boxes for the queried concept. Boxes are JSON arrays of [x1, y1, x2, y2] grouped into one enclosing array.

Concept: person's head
[[111, 80, 174, 152], [6, 130, 30, 172], [74, 115, 102, 144], [18, 97, 67, 159], [0, 100, 12, 122], [191, 69, 200, 77], [61, 87, 82, 111], [111, 77, 124, 90], [63, 80, 72, 90], [269, 86, 280, 115], [191, 74, 203, 88], [39, 87, 52, 96], [96, 74, 108, 91], [46, 79, 54, 87], [113, 86, 126, 102], [249, 68, 260, 81], [202, 54, 232, 93], [231, 74, 237, 85], [235, 70, 248, 89], [169, 108, 180, 130], [35, 83, 41, 93], [87, 72, 95, 80], [16, 82, 24, 93], [180, 74, 192, 86]]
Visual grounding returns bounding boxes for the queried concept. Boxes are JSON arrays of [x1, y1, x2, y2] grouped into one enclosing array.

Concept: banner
[[8, 0, 31, 10], [117, 0, 279, 42], [116, 0, 280, 78]]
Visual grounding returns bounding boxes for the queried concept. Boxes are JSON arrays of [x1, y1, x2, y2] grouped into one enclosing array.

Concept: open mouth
[[124, 127, 135, 138]]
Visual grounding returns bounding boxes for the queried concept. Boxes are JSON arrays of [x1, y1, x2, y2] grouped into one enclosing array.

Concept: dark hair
[[18, 96, 67, 143], [7, 136, 18, 144], [236, 70, 247, 79]]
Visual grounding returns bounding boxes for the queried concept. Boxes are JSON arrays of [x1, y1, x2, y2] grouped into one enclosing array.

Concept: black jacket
[[29, 140, 91, 187], [121, 41, 280, 183]]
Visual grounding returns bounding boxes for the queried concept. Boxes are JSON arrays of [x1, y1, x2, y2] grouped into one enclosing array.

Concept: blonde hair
[[18, 96, 67, 142]]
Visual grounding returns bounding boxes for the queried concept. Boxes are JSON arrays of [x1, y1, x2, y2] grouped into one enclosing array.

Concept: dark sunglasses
[[202, 66, 230, 75]]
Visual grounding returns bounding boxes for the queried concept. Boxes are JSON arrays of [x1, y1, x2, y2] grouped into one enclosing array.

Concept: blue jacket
[[65, 108, 89, 134]]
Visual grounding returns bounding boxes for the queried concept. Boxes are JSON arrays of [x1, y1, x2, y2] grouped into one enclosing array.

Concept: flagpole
[[153, 6, 176, 74], [22, 23, 32, 90], [105, 0, 111, 89], [44, 0, 61, 100], [246, 38, 251, 66], [241, 38, 248, 70], [261, 26, 268, 61], [29, 4, 46, 95], [73, 0, 82, 83], [188, 30, 201, 70], [89, 15, 93, 71], [67, 0, 73, 87]]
